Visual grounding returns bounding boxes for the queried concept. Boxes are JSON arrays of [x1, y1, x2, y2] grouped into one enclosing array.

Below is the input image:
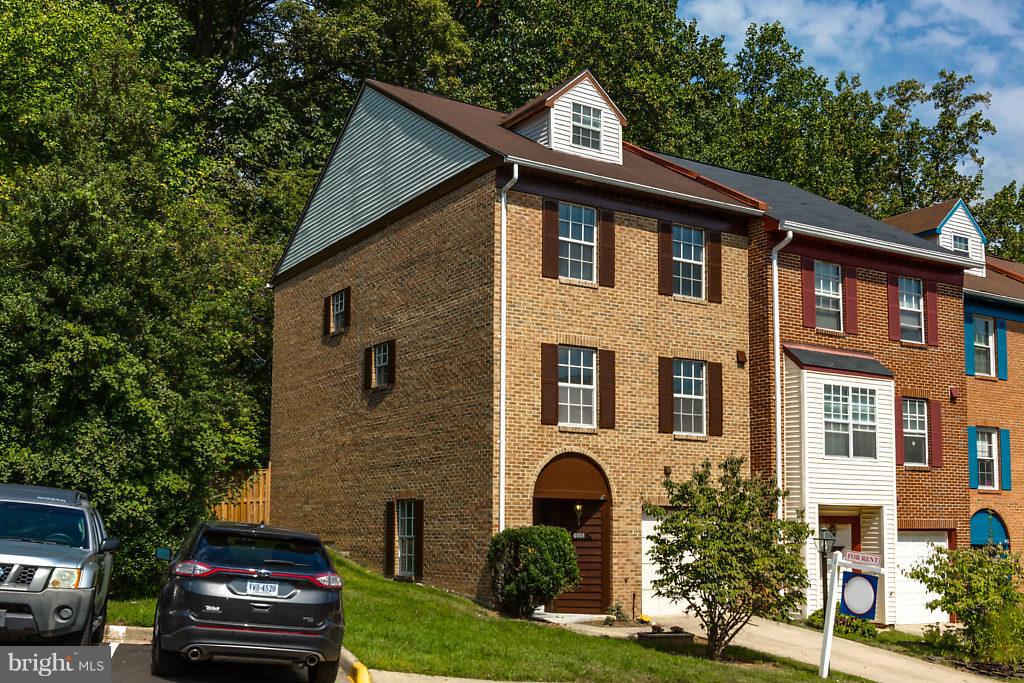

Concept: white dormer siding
[[550, 79, 623, 165], [513, 110, 550, 146], [938, 203, 986, 276]]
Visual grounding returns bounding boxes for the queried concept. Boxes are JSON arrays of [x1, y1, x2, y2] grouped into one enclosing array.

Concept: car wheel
[[150, 620, 186, 676], [308, 659, 340, 683], [61, 606, 93, 646], [91, 602, 107, 643]]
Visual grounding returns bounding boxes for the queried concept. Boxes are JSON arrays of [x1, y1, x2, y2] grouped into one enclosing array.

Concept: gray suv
[[0, 484, 119, 644]]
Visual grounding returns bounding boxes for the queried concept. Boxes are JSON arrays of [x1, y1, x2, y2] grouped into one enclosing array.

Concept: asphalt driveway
[[111, 643, 324, 682]]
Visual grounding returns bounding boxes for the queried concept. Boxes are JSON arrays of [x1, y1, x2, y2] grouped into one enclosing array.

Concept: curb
[[340, 647, 372, 682]]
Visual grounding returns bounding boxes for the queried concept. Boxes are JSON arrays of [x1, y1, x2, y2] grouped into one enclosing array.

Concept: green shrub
[[487, 526, 580, 618], [978, 603, 1024, 665], [807, 607, 879, 638]]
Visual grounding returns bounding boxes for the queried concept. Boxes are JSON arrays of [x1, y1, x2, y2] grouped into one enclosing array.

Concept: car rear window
[[193, 531, 330, 571], [0, 502, 89, 548]]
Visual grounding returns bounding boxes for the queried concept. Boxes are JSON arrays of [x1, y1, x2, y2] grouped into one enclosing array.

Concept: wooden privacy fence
[[212, 465, 271, 524]]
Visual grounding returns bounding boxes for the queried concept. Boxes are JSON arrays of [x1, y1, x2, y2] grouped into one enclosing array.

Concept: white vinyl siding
[[977, 428, 999, 490], [937, 204, 986, 276], [558, 346, 595, 427], [549, 79, 622, 164], [814, 261, 842, 331], [673, 360, 706, 436], [902, 398, 928, 466], [898, 277, 924, 343], [513, 110, 550, 145], [672, 226, 704, 299], [396, 500, 415, 577], [558, 203, 596, 281], [974, 316, 995, 377]]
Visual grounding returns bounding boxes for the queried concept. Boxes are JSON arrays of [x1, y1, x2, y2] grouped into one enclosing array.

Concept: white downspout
[[498, 163, 518, 531], [771, 230, 794, 519]]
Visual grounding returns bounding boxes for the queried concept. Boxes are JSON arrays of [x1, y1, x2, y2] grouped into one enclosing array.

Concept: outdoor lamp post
[[815, 527, 837, 610]]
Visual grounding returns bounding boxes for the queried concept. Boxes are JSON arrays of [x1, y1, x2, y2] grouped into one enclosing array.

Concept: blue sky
[[677, 0, 1024, 196]]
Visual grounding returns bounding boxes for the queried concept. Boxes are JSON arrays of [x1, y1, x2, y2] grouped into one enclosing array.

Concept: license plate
[[246, 581, 279, 597]]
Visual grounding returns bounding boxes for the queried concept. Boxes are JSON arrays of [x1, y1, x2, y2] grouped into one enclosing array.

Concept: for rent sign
[[2, 647, 111, 682], [843, 551, 881, 567]]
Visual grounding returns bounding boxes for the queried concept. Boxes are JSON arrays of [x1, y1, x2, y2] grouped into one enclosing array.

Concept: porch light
[[815, 527, 836, 556], [574, 502, 583, 525]]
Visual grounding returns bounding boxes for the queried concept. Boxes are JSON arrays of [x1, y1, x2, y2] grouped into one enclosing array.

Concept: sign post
[[819, 551, 885, 678]]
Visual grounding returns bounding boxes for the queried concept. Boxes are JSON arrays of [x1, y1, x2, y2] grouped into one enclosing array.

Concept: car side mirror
[[154, 547, 173, 562], [99, 538, 120, 553]]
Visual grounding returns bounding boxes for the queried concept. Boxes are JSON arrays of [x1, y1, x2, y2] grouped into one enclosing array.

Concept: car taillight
[[314, 573, 343, 589], [173, 560, 215, 577]]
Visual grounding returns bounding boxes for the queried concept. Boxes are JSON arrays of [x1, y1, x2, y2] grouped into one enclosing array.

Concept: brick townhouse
[[269, 71, 768, 614], [269, 70, 978, 623], [886, 199, 1020, 552], [649, 158, 976, 624]]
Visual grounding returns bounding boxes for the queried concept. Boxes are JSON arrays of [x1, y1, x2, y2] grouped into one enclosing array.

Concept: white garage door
[[895, 531, 948, 624], [641, 513, 687, 616]]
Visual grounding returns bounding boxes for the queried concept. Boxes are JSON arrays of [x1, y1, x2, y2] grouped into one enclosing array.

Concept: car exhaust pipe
[[186, 647, 203, 662], [305, 654, 321, 667]]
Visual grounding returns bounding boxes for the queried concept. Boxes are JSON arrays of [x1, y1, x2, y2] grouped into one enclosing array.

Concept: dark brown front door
[[534, 499, 605, 613]]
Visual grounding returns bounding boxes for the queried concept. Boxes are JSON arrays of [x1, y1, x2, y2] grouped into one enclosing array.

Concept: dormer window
[[952, 235, 970, 256], [571, 103, 602, 150]]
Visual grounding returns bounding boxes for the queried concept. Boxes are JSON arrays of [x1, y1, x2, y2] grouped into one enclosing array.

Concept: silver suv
[[0, 484, 119, 644]]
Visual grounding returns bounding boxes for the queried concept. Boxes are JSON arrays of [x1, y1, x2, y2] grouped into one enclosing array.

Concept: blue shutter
[[965, 314, 975, 376], [968, 426, 979, 489], [1000, 428, 1012, 491], [997, 319, 1008, 380]]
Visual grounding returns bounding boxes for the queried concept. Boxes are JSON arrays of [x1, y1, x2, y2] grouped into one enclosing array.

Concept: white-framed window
[[824, 384, 877, 458], [672, 225, 705, 299], [571, 102, 602, 150], [814, 261, 843, 331], [898, 276, 924, 343], [673, 359, 706, 436], [952, 235, 970, 256], [373, 342, 390, 387], [558, 346, 595, 427], [396, 499, 415, 577], [558, 202, 596, 281], [902, 398, 928, 466], [330, 289, 347, 333], [974, 316, 995, 377], [977, 428, 999, 490]]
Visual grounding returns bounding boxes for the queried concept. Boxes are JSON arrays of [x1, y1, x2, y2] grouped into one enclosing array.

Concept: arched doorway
[[532, 453, 611, 613], [970, 509, 1009, 548]]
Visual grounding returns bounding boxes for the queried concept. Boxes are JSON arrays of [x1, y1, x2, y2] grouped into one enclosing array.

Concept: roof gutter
[[505, 156, 766, 217], [780, 220, 976, 269], [964, 288, 1024, 308]]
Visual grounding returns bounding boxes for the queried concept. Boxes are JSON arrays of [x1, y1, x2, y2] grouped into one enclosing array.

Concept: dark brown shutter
[[384, 501, 395, 577], [929, 400, 943, 467], [323, 296, 332, 336], [887, 274, 901, 341], [599, 210, 615, 288], [363, 347, 373, 390], [413, 499, 425, 580], [540, 343, 559, 425], [598, 349, 615, 429], [386, 339, 396, 385], [342, 287, 352, 328], [658, 357, 674, 433], [801, 257, 816, 328], [895, 397, 905, 466], [706, 231, 722, 303], [707, 361, 723, 437], [658, 222, 673, 296], [843, 268, 858, 334], [542, 199, 559, 279], [925, 280, 939, 346]]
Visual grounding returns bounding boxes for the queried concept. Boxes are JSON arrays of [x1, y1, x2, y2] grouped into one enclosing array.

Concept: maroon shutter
[[540, 343, 559, 425], [542, 199, 559, 279], [706, 232, 722, 303], [363, 347, 373, 390], [384, 501, 395, 577], [929, 400, 943, 467], [887, 273, 901, 341], [599, 210, 615, 288], [413, 499, 425, 579], [342, 287, 352, 328], [801, 257, 816, 328], [598, 349, 616, 429], [386, 339, 396, 385], [925, 280, 939, 346], [323, 296, 332, 335], [895, 397, 905, 466], [658, 222, 673, 296], [707, 361, 723, 437], [658, 357, 674, 433], [843, 268, 858, 334]]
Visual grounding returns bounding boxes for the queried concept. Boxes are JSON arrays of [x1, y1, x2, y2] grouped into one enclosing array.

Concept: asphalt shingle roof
[[784, 344, 894, 377]]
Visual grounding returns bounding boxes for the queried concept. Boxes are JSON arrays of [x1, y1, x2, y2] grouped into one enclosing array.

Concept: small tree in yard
[[645, 457, 809, 660], [488, 526, 580, 618]]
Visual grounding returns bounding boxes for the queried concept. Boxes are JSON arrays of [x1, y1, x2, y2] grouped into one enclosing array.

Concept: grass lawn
[[107, 597, 157, 627], [795, 620, 942, 662], [333, 554, 869, 682]]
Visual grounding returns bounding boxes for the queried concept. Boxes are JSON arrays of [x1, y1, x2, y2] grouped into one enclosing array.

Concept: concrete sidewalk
[[650, 614, 987, 683]]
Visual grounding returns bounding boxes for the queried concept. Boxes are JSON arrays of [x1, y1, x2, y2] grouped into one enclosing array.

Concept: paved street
[[110, 643, 331, 682]]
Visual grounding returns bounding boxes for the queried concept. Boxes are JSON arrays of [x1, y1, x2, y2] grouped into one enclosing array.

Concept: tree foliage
[[644, 457, 809, 660]]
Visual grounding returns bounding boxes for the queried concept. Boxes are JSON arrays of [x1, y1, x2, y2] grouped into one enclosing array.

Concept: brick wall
[[498, 190, 751, 610], [270, 172, 498, 598], [967, 318, 1024, 549]]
